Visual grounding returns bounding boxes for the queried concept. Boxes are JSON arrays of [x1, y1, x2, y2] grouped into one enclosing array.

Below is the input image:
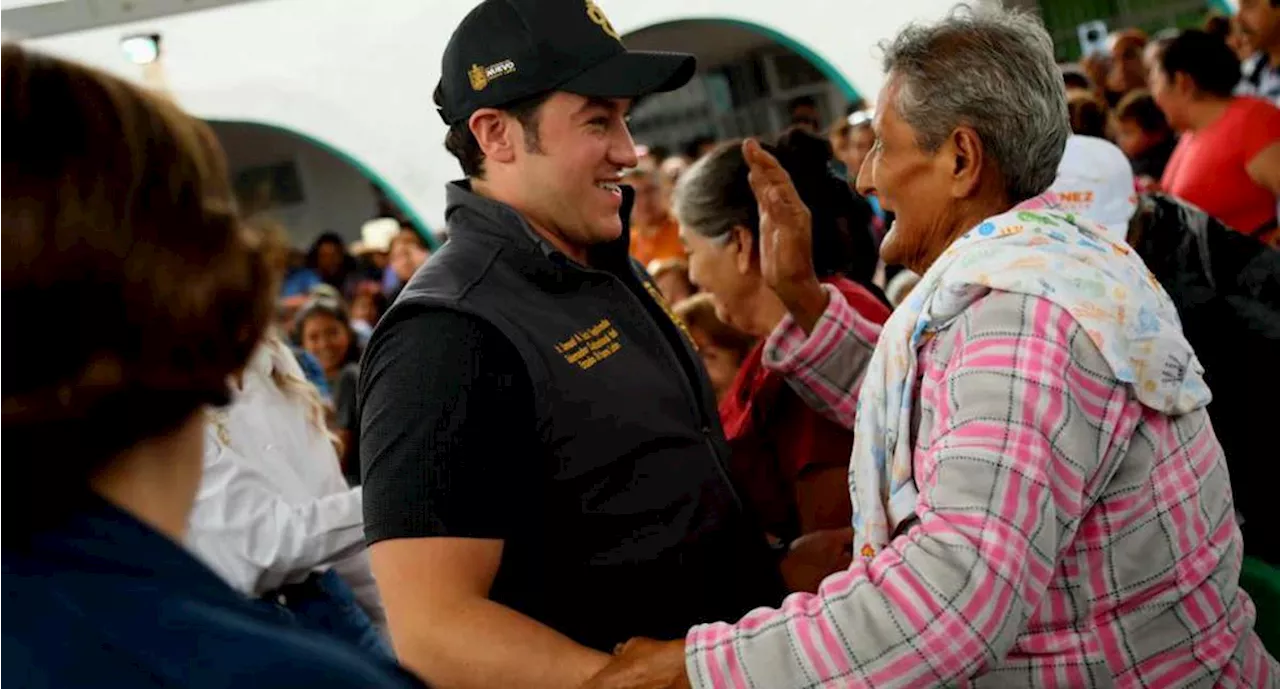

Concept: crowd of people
[[5, 0, 1280, 687]]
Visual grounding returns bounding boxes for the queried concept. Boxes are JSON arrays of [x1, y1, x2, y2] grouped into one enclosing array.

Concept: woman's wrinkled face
[[300, 312, 350, 375], [681, 228, 762, 335], [856, 77, 960, 273]]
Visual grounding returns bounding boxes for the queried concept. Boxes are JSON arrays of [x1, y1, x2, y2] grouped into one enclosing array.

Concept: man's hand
[[780, 527, 854, 593], [580, 638, 690, 689], [743, 138, 828, 333]]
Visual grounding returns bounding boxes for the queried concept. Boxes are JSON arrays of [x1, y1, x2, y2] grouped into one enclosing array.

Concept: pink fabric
[[685, 290, 1276, 688]]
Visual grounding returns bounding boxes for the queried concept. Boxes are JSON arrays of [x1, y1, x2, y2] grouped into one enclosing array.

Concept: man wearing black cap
[[358, 0, 784, 687]]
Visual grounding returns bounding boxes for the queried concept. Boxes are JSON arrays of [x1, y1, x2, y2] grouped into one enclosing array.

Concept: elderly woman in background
[[586, 7, 1275, 688], [673, 128, 890, 594]]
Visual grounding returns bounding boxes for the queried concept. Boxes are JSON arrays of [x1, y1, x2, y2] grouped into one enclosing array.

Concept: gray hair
[[881, 5, 1069, 202]]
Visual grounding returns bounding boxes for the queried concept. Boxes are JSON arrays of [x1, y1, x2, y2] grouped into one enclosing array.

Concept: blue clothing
[[3, 496, 424, 689], [281, 267, 323, 298], [290, 345, 332, 400], [254, 569, 393, 660]]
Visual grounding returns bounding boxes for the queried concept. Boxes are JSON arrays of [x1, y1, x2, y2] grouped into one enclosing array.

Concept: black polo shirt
[[360, 181, 782, 650]]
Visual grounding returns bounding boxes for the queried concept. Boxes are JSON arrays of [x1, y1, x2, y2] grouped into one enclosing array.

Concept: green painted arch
[[623, 17, 863, 103], [206, 118, 438, 250]]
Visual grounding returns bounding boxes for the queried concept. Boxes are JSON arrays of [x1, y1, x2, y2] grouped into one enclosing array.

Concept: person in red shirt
[[673, 128, 890, 593], [1152, 29, 1280, 245]]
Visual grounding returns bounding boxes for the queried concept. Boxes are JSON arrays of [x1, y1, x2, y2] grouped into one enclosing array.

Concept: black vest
[[383, 182, 782, 649]]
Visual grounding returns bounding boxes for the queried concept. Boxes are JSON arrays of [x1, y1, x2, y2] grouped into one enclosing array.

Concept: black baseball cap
[[434, 0, 697, 125]]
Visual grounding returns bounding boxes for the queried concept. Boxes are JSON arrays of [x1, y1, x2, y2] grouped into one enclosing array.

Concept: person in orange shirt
[[625, 166, 684, 265]]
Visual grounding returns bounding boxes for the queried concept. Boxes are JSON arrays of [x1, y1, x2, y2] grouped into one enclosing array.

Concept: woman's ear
[[948, 125, 986, 199], [730, 225, 755, 274]]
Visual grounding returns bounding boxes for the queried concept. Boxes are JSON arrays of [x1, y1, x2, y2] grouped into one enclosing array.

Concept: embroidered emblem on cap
[[468, 59, 517, 92], [468, 64, 488, 91], [585, 0, 620, 41]]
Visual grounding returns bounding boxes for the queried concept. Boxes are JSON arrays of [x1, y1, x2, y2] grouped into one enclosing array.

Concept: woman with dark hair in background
[[1, 44, 422, 687], [295, 299, 363, 484], [306, 232, 358, 296], [1152, 29, 1280, 245], [673, 128, 891, 593]]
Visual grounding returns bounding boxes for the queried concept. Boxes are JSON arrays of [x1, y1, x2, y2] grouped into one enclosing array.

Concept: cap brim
[[560, 50, 696, 100]]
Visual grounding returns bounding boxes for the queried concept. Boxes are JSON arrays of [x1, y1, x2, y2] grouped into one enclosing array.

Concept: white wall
[[27, 0, 964, 229], [211, 121, 378, 249]]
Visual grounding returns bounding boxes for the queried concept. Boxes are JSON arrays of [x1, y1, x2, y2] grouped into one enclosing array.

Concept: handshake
[[578, 526, 854, 688], [581, 638, 690, 689]]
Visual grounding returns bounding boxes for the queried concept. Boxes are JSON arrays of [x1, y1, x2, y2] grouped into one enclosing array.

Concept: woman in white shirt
[[186, 333, 388, 656]]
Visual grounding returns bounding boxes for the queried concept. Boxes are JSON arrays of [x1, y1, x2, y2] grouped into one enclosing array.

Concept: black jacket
[[1129, 193, 1280, 564], [376, 181, 783, 649]]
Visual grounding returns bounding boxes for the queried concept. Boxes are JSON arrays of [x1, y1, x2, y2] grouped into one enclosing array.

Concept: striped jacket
[[686, 286, 1277, 688]]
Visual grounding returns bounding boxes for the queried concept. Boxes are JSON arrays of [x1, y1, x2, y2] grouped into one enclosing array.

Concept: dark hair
[[2, 44, 277, 513], [672, 127, 879, 283], [351, 288, 388, 324], [1067, 88, 1109, 138], [1060, 64, 1094, 91], [389, 227, 426, 253], [683, 136, 715, 160], [1158, 29, 1241, 99], [293, 298, 360, 367], [1203, 13, 1231, 41], [1114, 89, 1171, 134], [788, 95, 817, 112], [443, 91, 554, 178]]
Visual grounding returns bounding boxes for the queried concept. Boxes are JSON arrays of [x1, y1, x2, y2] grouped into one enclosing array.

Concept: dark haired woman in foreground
[[1, 44, 423, 688], [674, 128, 890, 593]]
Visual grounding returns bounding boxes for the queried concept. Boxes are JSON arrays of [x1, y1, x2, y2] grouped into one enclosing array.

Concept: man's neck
[[471, 178, 593, 265]]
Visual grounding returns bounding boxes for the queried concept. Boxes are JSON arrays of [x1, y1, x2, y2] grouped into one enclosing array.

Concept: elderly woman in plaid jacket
[[585, 6, 1277, 689]]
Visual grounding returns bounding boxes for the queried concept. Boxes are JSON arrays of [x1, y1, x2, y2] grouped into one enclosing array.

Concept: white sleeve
[[186, 428, 367, 597]]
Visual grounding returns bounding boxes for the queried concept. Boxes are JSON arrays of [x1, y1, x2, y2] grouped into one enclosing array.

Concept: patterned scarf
[[851, 195, 1212, 559]]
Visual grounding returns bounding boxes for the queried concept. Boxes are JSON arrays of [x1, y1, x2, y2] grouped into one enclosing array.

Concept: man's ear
[[947, 125, 986, 199], [469, 108, 516, 165]]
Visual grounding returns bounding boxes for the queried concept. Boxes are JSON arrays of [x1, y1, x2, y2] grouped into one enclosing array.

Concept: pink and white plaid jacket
[[685, 286, 1277, 688]]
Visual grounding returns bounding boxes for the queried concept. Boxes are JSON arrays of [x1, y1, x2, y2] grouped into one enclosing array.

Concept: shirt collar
[[444, 179, 636, 272]]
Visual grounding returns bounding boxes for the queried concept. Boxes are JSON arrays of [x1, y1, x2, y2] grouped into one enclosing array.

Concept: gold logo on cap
[[585, 0, 620, 41], [468, 64, 489, 91], [468, 60, 517, 92]]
